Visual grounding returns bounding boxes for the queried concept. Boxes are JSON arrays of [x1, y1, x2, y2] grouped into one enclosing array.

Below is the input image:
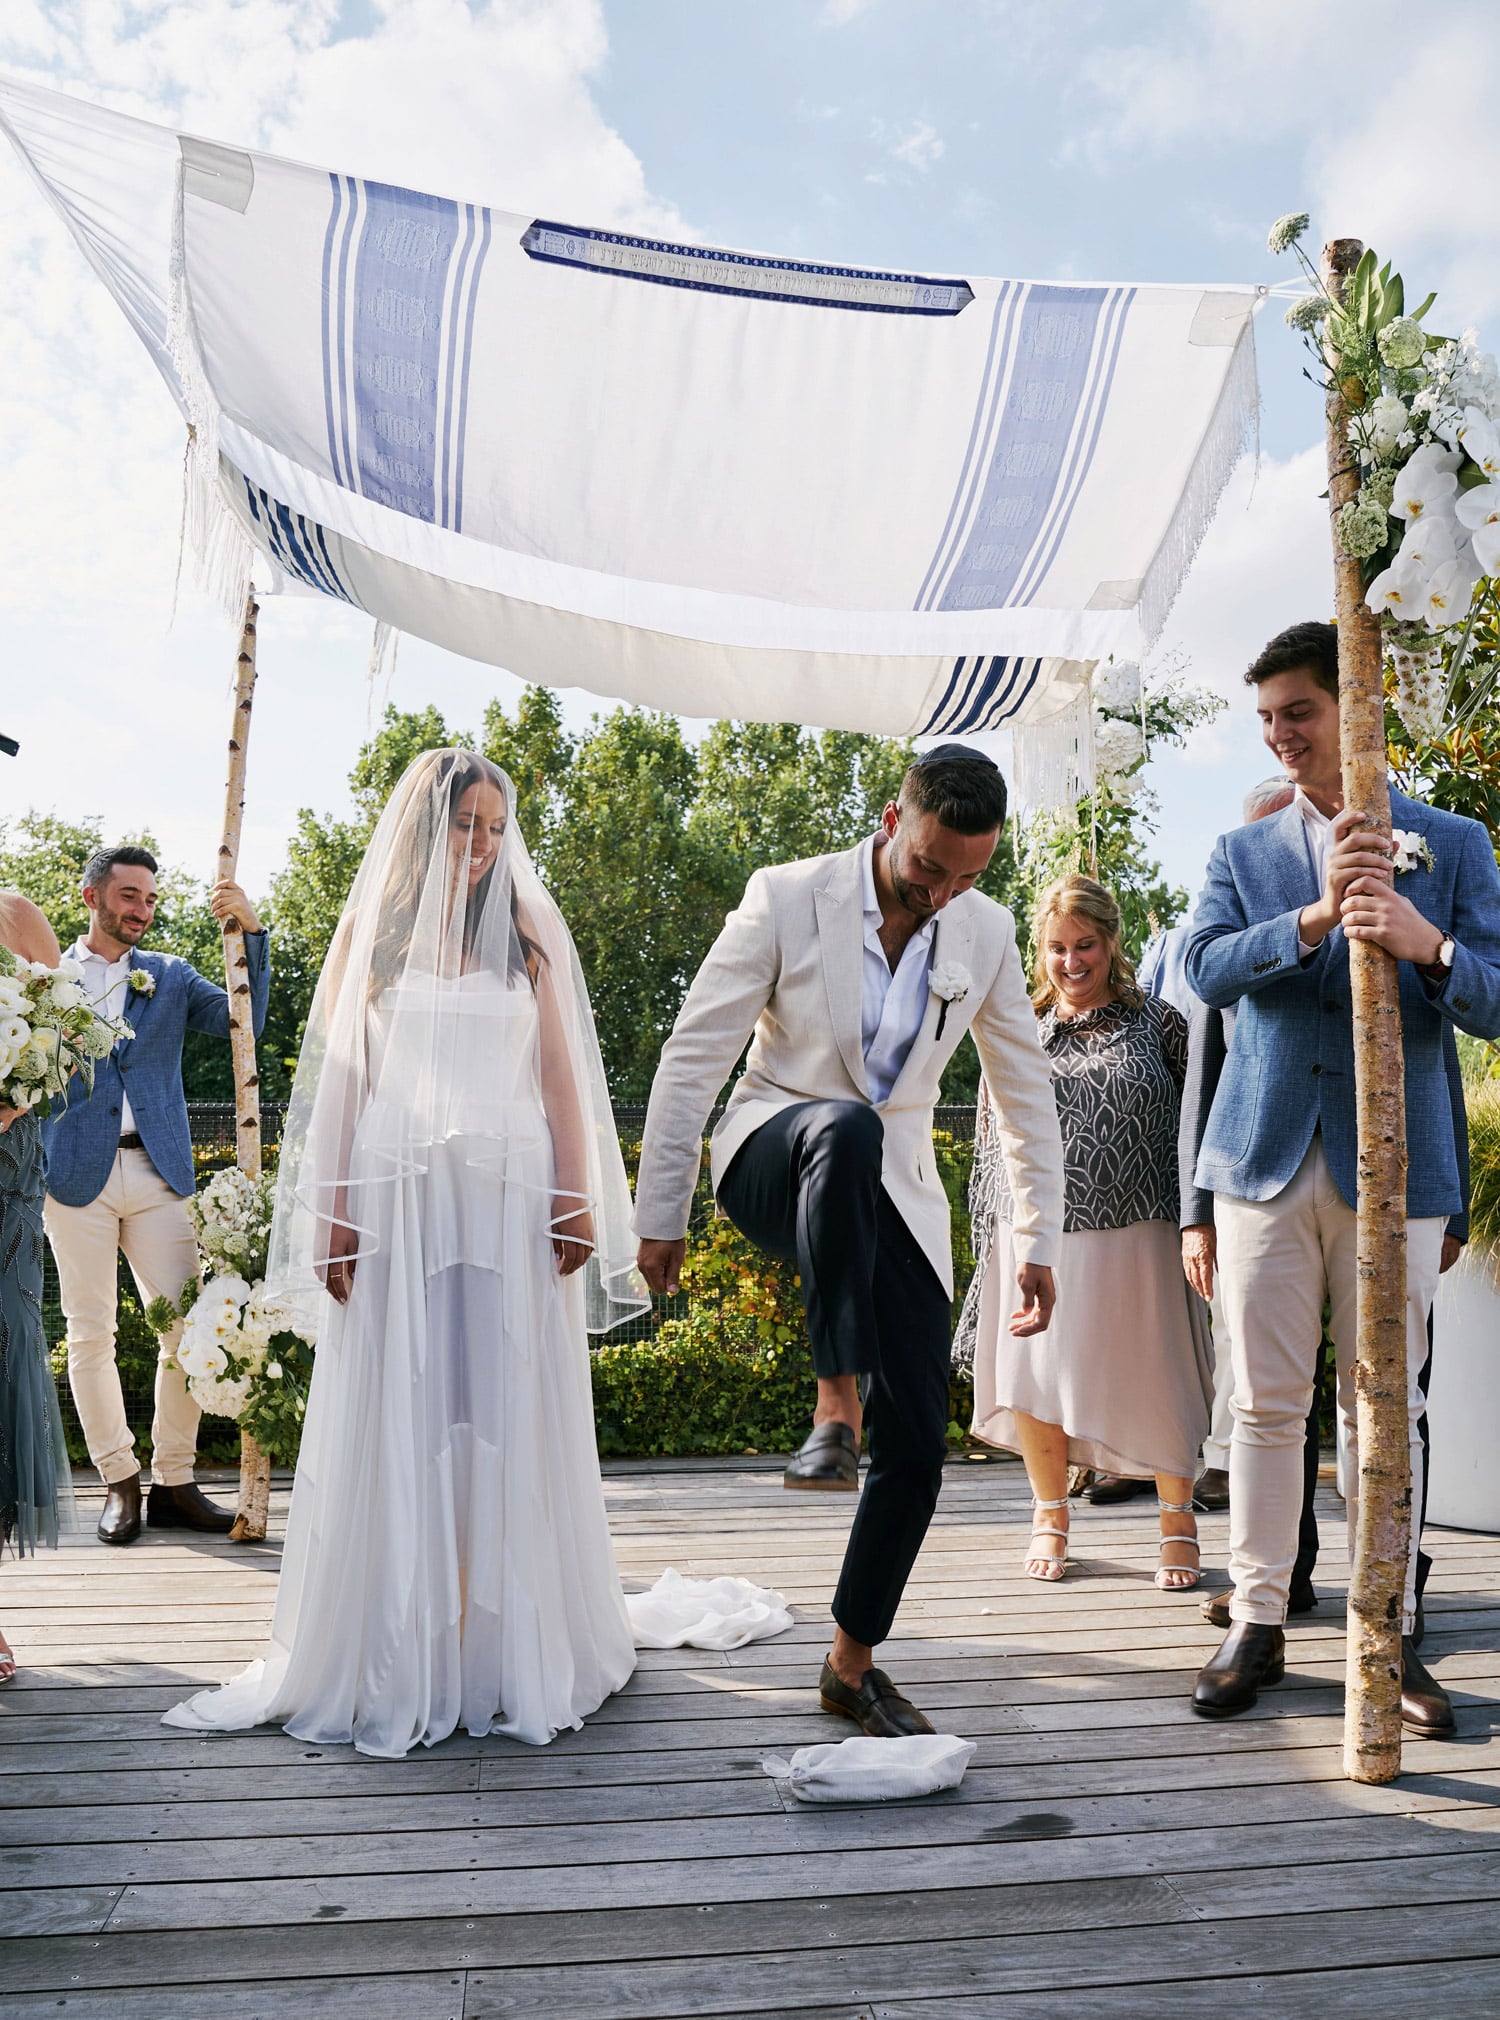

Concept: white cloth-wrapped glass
[[164, 752, 648, 1756]]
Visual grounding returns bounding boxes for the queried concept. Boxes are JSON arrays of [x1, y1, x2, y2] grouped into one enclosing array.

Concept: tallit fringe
[[167, 156, 254, 621], [1011, 680, 1094, 822], [1137, 316, 1260, 647]]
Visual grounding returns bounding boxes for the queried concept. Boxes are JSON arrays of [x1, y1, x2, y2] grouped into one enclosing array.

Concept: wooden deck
[[3, 1457, 1500, 2018]]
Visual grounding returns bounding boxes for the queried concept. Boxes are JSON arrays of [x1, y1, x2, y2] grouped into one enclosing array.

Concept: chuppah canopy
[[1, 74, 1262, 760]]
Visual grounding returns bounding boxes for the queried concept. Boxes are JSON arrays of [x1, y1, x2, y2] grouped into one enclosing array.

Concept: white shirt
[[1294, 788, 1335, 960], [68, 938, 135, 1134], [859, 836, 936, 1105]]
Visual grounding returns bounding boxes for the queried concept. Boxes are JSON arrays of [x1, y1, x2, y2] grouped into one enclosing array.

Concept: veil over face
[[266, 749, 648, 1334]]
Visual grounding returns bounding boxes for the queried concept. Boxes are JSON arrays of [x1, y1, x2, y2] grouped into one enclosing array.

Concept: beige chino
[[1216, 1135, 1443, 1633], [44, 1147, 202, 1487]]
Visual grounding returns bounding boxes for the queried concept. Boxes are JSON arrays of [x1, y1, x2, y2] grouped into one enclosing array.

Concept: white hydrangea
[[1368, 394, 1409, 455], [1092, 659, 1142, 715], [1092, 715, 1146, 780]]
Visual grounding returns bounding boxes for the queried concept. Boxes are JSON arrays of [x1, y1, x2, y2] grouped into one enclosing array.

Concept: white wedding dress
[[165, 969, 637, 1757]]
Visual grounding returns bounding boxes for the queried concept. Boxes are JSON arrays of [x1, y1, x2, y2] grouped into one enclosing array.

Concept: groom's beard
[[887, 854, 937, 920]]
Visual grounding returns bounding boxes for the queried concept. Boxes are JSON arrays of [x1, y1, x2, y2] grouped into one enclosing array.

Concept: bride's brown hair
[[1030, 874, 1143, 1013]]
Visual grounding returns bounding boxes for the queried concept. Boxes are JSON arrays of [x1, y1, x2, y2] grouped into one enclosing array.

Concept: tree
[[481, 685, 576, 868]]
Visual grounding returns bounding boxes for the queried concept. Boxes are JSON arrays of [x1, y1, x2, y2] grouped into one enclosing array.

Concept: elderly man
[[42, 845, 270, 1545]]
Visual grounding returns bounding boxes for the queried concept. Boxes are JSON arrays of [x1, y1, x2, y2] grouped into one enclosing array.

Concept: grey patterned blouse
[[992, 993, 1189, 1233]]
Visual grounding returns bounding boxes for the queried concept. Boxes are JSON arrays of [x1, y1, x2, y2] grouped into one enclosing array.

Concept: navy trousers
[[717, 1101, 953, 1648]]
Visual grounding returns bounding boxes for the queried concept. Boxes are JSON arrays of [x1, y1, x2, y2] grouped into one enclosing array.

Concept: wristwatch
[[1422, 933, 1456, 979]]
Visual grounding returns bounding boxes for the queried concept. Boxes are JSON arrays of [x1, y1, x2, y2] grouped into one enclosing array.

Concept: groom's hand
[[638, 1237, 687, 1296], [1008, 1263, 1055, 1337]]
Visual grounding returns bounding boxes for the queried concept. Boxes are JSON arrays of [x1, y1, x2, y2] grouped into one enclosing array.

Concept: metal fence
[[44, 1100, 979, 1468]]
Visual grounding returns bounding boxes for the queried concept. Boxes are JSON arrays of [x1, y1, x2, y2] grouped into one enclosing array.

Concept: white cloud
[[890, 119, 945, 172], [1070, 0, 1500, 317], [0, 0, 683, 895], [823, 0, 874, 23]]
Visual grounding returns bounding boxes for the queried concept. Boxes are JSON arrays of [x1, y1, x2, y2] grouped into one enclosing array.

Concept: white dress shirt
[[67, 938, 135, 1134], [860, 836, 936, 1105], [1294, 788, 1335, 960]]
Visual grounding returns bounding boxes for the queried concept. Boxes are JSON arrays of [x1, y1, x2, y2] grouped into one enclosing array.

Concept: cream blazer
[[633, 841, 1064, 1297]]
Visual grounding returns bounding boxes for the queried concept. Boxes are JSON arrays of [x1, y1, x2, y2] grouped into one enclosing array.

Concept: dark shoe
[[1411, 1600, 1426, 1649], [1087, 1473, 1153, 1505], [784, 1421, 859, 1492], [147, 1481, 235, 1533], [1192, 1621, 1286, 1718], [819, 1657, 934, 1737], [1201, 1580, 1316, 1630], [1193, 1467, 1230, 1511], [97, 1472, 142, 1545], [1401, 1638, 1456, 1737]]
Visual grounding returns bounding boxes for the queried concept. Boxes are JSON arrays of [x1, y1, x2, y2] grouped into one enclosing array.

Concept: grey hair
[[1243, 776, 1294, 823]]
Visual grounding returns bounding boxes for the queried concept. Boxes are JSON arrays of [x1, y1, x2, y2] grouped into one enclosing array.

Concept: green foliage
[[0, 810, 101, 948], [1467, 1079, 1500, 1263], [238, 1332, 315, 1466]]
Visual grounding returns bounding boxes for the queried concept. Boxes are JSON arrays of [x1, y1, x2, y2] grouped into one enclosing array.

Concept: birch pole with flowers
[[1273, 210, 1500, 1781], [219, 588, 273, 1543], [1319, 236, 1411, 1784]]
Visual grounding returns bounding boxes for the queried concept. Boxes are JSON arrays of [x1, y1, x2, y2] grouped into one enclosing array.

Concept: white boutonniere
[[1391, 829, 1435, 876], [930, 962, 972, 1041], [129, 969, 156, 997]]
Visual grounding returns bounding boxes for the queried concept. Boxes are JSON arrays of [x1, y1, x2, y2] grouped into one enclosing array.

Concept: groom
[[635, 746, 1064, 1735], [1185, 621, 1500, 1724]]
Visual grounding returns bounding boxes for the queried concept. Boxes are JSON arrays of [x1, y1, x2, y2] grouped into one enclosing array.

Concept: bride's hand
[[552, 1204, 595, 1277], [319, 1220, 360, 1304]]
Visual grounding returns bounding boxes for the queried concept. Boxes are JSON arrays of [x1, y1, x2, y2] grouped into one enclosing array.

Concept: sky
[[2, 0, 1498, 907]]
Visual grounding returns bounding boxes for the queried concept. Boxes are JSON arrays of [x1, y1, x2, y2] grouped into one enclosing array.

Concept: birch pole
[[219, 589, 273, 1544], [1321, 238, 1411, 1784]]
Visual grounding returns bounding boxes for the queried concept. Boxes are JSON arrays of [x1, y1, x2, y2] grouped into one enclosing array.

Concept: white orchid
[[1366, 559, 1427, 618], [1396, 513, 1456, 573], [1452, 407, 1500, 482], [1418, 559, 1475, 631], [208, 1273, 254, 1309], [1390, 456, 1459, 523]]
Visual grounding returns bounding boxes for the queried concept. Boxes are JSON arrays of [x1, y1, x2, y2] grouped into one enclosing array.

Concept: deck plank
[[1, 1461, 1497, 2016]]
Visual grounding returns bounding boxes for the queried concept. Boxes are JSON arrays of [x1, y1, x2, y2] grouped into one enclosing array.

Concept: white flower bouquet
[[0, 946, 133, 1117], [146, 1161, 317, 1462]]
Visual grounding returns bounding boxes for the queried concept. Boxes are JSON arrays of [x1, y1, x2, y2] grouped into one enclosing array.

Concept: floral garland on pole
[[1272, 213, 1500, 729], [144, 1164, 317, 1466]]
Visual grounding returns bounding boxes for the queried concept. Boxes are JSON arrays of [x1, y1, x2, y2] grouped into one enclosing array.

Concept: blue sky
[[2, 0, 1496, 905]]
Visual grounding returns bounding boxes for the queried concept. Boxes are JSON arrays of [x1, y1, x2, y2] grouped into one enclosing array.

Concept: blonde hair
[[1030, 874, 1143, 1013]]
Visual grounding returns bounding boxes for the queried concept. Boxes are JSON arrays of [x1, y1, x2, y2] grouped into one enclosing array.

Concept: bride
[[165, 750, 648, 1757]]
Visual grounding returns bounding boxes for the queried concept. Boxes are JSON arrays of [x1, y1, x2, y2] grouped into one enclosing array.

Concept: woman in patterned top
[[958, 876, 1212, 1588]]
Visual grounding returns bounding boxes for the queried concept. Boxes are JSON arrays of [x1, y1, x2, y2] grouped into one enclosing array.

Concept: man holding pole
[[41, 846, 271, 1545], [1184, 621, 1500, 1725]]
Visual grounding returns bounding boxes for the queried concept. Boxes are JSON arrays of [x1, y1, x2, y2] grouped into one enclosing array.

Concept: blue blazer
[[41, 935, 270, 1207], [1185, 789, 1500, 1217]]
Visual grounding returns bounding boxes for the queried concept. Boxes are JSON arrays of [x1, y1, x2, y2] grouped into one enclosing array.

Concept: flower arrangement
[[1270, 214, 1500, 747], [0, 947, 133, 1116], [144, 1162, 317, 1465]]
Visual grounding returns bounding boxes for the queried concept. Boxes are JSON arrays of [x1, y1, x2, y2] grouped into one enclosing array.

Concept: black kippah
[[912, 741, 999, 769]]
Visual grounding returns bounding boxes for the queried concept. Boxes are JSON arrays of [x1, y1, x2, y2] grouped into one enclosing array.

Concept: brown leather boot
[[147, 1481, 236, 1533], [97, 1472, 143, 1545], [1192, 1621, 1286, 1717]]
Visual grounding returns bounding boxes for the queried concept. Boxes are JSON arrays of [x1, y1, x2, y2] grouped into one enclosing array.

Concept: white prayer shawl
[[0, 76, 1262, 761]]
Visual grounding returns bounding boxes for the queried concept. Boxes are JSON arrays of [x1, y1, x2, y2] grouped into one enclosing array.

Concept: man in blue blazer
[[41, 845, 271, 1545], [1184, 621, 1500, 1723]]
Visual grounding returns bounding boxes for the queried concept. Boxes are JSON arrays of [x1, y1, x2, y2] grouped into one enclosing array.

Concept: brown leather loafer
[[97, 1472, 142, 1546], [1193, 1467, 1230, 1511], [1402, 1638, 1456, 1737], [1192, 1621, 1286, 1717], [147, 1481, 236, 1533], [784, 1421, 859, 1492], [819, 1658, 935, 1736], [1087, 1473, 1153, 1505]]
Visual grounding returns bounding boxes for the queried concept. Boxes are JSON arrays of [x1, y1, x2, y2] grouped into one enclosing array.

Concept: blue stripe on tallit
[[912, 284, 1018, 612], [453, 206, 493, 535], [918, 655, 1044, 735], [320, 174, 347, 488], [931, 285, 1109, 614], [350, 181, 461, 524], [1013, 288, 1135, 608], [242, 480, 355, 604]]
